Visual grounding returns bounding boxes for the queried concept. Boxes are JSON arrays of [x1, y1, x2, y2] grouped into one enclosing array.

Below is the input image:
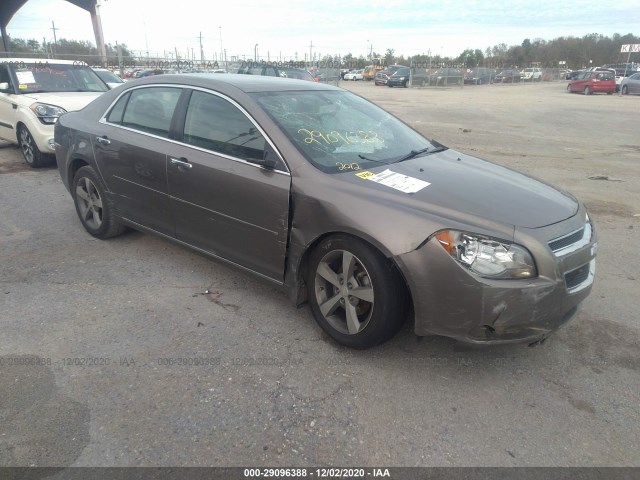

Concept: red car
[[567, 71, 616, 95]]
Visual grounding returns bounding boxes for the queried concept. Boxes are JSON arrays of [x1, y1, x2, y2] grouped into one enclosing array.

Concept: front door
[[167, 89, 290, 282]]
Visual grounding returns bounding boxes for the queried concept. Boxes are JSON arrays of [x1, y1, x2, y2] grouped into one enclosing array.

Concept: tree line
[[1, 37, 135, 65], [3, 32, 639, 70], [330, 33, 639, 70]]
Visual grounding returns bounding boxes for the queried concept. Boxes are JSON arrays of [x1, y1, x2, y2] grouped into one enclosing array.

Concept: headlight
[[30, 103, 67, 124], [434, 230, 537, 279], [398, 76, 406, 81]]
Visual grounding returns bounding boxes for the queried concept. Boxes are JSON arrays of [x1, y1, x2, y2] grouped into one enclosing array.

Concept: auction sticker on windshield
[[356, 169, 430, 193]]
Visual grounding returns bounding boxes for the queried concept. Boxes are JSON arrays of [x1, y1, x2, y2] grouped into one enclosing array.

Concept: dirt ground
[[0, 80, 638, 469]]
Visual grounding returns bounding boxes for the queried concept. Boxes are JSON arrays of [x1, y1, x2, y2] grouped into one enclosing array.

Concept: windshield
[[11, 62, 109, 93], [252, 90, 438, 173]]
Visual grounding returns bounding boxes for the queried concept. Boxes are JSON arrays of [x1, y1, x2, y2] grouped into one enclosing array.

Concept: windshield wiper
[[357, 146, 447, 166], [395, 146, 445, 163]]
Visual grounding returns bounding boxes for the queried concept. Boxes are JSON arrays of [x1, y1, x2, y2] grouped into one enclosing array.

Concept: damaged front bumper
[[395, 212, 597, 345]]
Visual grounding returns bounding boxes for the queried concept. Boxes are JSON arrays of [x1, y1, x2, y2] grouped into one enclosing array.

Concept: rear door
[[167, 88, 290, 282], [95, 86, 183, 235]]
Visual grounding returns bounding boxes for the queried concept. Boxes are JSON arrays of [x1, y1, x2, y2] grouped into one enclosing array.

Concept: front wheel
[[18, 125, 53, 168], [72, 165, 126, 239], [307, 235, 408, 349], [584, 86, 591, 95], [622, 85, 628, 95]]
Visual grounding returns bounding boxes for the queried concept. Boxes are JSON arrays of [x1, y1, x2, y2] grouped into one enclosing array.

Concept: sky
[[6, 0, 640, 62]]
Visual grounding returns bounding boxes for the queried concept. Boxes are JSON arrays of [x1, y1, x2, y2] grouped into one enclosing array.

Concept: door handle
[[95, 136, 111, 145], [170, 157, 192, 170]]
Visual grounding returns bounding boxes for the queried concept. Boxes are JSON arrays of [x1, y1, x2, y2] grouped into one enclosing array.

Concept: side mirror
[[259, 148, 278, 169], [0, 82, 10, 92]]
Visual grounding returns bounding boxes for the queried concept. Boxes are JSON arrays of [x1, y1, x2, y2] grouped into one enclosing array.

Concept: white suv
[[0, 58, 108, 167], [520, 67, 543, 81]]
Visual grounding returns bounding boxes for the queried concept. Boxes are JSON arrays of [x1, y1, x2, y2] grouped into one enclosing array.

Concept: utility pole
[[219, 26, 223, 68], [50, 21, 59, 58], [199, 32, 204, 65], [309, 40, 313, 66]]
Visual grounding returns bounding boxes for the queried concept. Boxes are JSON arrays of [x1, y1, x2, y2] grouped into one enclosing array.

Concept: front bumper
[[395, 211, 597, 344]]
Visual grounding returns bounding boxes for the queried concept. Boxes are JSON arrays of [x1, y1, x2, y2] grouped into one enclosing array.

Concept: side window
[[105, 91, 131, 124], [183, 90, 266, 161], [120, 87, 181, 137]]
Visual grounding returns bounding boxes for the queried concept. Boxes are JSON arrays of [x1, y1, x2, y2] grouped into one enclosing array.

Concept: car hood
[[19, 92, 104, 111], [338, 149, 578, 229]]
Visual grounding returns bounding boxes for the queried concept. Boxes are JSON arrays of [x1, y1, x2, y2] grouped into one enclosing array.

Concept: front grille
[[549, 228, 584, 252], [565, 263, 590, 290]]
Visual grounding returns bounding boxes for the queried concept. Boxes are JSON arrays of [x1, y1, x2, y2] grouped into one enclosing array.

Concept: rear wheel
[[72, 165, 126, 239], [307, 235, 408, 349], [584, 86, 591, 95]]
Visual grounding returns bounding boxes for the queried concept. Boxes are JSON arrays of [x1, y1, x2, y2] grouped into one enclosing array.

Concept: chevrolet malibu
[[55, 74, 597, 349]]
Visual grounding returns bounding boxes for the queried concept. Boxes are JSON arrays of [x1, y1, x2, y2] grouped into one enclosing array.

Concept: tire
[[622, 85, 628, 95], [71, 165, 126, 239], [307, 235, 408, 349], [18, 125, 53, 168], [567, 84, 572, 92], [403, 80, 408, 88], [584, 86, 591, 95]]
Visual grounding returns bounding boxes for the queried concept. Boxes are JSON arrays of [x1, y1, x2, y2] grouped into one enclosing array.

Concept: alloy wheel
[[75, 177, 104, 230], [314, 249, 375, 335]]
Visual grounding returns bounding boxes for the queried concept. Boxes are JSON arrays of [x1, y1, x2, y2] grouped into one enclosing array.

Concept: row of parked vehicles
[[367, 65, 550, 87], [565, 64, 640, 94]]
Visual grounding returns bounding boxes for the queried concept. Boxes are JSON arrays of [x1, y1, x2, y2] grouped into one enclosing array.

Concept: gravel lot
[[0, 81, 638, 468]]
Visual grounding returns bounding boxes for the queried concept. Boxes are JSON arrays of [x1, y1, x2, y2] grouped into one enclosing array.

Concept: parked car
[[0, 58, 109, 167], [620, 72, 640, 95], [566, 70, 584, 80], [495, 69, 521, 83], [343, 69, 364, 81], [138, 69, 165, 77], [567, 70, 616, 95], [426, 68, 463, 86], [464, 68, 495, 85], [93, 68, 126, 89], [520, 67, 543, 81], [374, 65, 408, 86], [387, 67, 411, 87], [55, 74, 597, 349], [237, 64, 316, 82]]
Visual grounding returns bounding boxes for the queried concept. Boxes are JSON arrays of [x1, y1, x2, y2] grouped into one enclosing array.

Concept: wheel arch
[[287, 230, 414, 312], [67, 157, 91, 189]]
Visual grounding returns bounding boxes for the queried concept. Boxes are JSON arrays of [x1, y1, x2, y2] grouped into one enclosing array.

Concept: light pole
[[219, 26, 223, 67], [254, 44, 258, 62]]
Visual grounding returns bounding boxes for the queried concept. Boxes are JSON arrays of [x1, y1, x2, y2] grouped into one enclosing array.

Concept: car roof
[[127, 73, 341, 93]]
